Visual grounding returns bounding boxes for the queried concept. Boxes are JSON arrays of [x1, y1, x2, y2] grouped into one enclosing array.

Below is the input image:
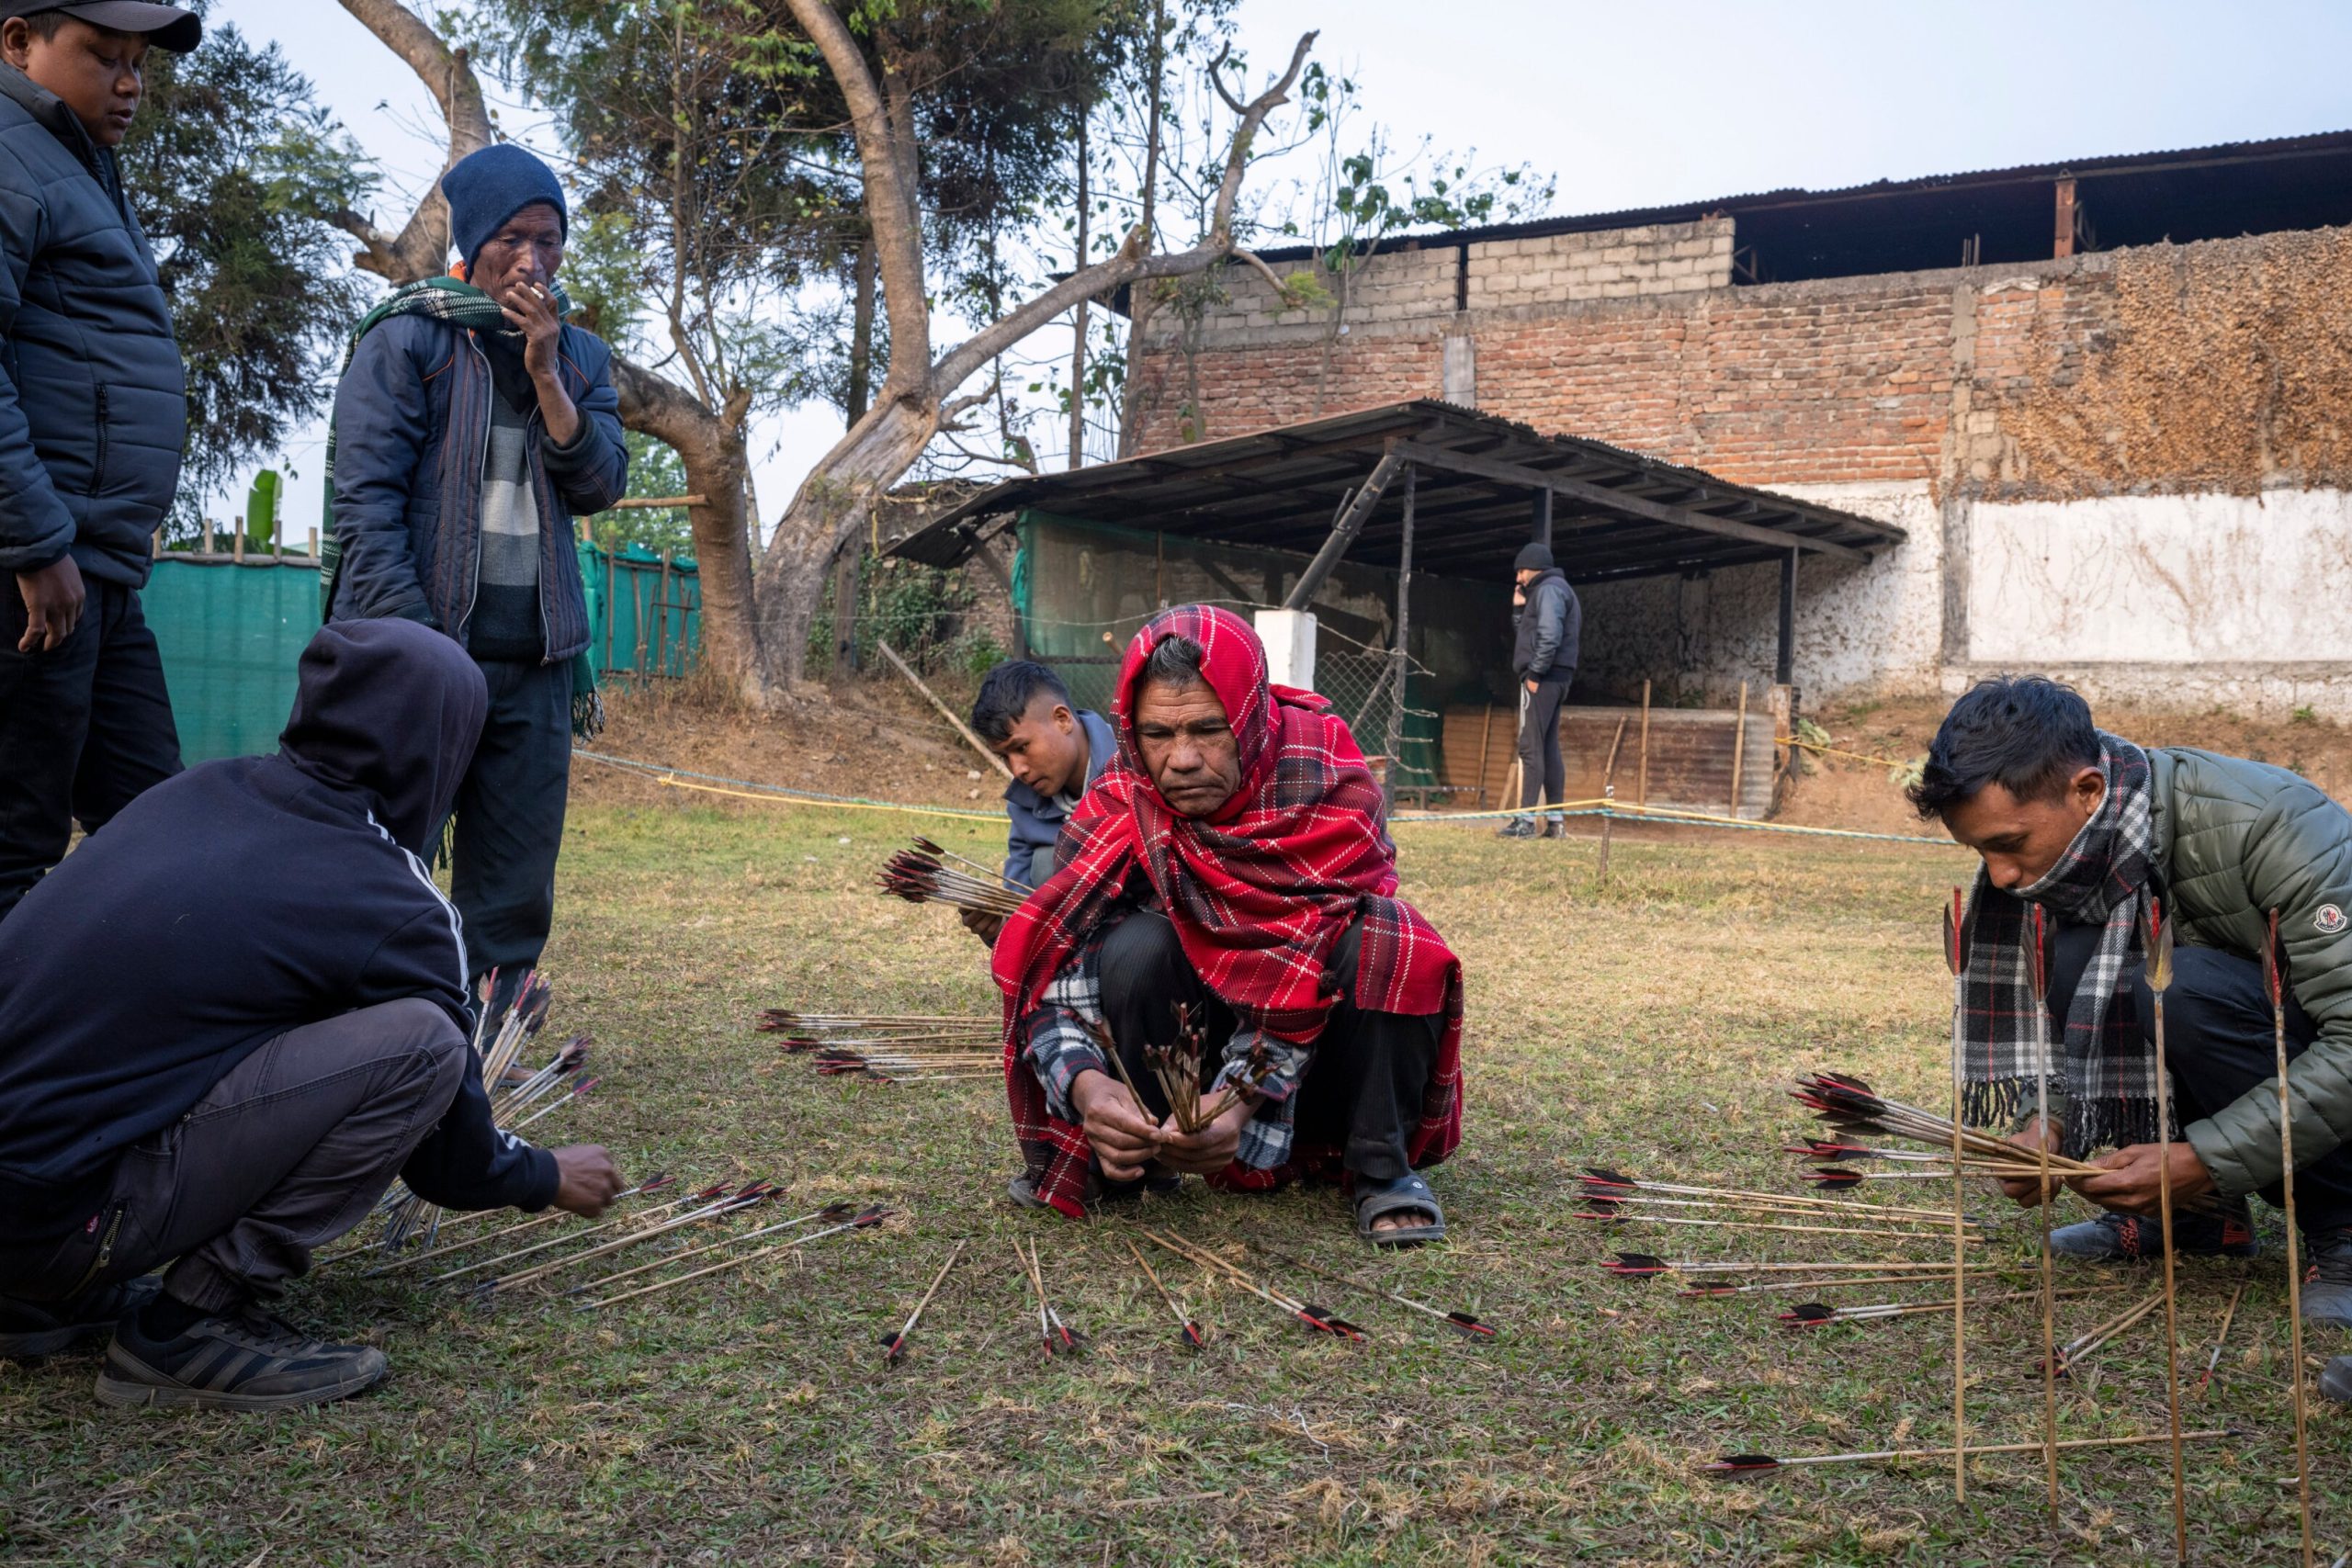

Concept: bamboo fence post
[[1637, 679, 1652, 808], [1727, 680, 1749, 818], [1596, 716, 1629, 885]]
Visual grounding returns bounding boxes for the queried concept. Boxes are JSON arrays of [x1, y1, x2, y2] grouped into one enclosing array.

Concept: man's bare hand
[[1155, 1090, 1255, 1176], [960, 907, 1005, 946], [1069, 1068, 1160, 1181], [496, 277, 582, 445], [548, 1144, 625, 1216], [2070, 1140, 2215, 1218], [1995, 1120, 2066, 1207], [16, 556, 85, 652]]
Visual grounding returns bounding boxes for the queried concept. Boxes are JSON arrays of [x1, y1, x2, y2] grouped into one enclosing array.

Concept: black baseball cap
[[1, 2, 202, 52]]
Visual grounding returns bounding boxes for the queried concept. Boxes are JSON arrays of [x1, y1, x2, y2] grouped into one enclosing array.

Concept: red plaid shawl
[[992, 604, 1464, 1216]]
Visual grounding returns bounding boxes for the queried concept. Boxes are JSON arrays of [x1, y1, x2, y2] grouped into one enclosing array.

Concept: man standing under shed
[[963, 659, 1115, 943], [0, 1, 203, 921], [1499, 543, 1580, 839], [325, 142, 629, 1013]]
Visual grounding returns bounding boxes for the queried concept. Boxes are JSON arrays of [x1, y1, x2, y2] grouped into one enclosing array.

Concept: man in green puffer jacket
[[1912, 677, 2352, 1396]]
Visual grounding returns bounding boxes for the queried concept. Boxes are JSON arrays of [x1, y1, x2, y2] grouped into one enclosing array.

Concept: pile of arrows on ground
[[867, 1228, 1499, 1367], [755, 1008, 1001, 1085], [326, 1176, 895, 1310], [365, 970, 598, 1256], [1582, 888, 2319, 1568]]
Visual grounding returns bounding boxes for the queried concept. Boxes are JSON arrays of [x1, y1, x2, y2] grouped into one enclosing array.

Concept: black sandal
[[1354, 1171, 1445, 1247]]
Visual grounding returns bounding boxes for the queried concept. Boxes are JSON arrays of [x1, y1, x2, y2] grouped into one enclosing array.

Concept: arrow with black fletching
[[1258, 1246, 1496, 1337], [1702, 1428, 2235, 1475], [1779, 1286, 2108, 1327]]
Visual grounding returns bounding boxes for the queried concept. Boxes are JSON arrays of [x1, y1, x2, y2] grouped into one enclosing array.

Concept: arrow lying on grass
[[1125, 1236, 1205, 1349], [1601, 1252, 1986, 1279], [569, 1201, 858, 1296], [1141, 1229, 1364, 1340], [1578, 1168, 1980, 1226], [1017, 1235, 1080, 1356], [1257, 1246, 1497, 1337], [1576, 1211, 1984, 1245], [882, 1239, 967, 1365], [426, 1181, 734, 1284], [2046, 1288, 2165, 1377], [1701, 1428, 2234, 1475], [341, 1174, 674, 1276], [580, 1205, 891, 1311], [1779, 1287, 2110, 1327], [1680, 1270, 2014, 1298], [477, 1182, 775, 1294], [2197, 1280, 2248, 1398]]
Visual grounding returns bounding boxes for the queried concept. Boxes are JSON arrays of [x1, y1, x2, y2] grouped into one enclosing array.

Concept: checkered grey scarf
[[1958, 733, 2161, 1156]]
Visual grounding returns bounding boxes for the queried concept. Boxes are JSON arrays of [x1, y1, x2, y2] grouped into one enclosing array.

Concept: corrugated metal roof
[[891, 400, 1905, 587], [1235, 127, 2352, 265]]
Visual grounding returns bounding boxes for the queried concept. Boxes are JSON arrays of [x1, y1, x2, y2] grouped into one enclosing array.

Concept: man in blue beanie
[[323, 143, 629, 1013]]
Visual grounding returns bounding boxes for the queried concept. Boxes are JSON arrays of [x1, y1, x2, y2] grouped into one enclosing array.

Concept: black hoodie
[[0, 619, 559, 1235]]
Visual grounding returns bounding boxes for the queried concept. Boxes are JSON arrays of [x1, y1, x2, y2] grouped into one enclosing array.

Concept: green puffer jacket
[[2153, 747, 2352, 1195]]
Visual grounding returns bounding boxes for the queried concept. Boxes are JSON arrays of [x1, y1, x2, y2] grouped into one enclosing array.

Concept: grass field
[[4, 799, 2343, 1565]]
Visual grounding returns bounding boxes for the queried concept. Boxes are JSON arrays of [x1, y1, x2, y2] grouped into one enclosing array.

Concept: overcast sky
[[210, 0, 2352, 542]]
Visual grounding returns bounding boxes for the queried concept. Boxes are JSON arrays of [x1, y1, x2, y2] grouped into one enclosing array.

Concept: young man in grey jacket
[[1499, 543, 1581, 839], [1915, 676, 2352, 1398], [0, 2, 201, 921]]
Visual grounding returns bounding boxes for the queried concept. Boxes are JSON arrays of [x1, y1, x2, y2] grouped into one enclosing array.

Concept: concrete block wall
[[1467, 217, 1733, 308]]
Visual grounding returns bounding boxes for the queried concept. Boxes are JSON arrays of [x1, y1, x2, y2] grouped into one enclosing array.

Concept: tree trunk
[[752, 397, 940, 687], [610, 359, 769, 705]]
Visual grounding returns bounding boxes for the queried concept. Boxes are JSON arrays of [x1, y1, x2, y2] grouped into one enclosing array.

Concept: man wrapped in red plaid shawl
[[990, 605, 1464, 1240]]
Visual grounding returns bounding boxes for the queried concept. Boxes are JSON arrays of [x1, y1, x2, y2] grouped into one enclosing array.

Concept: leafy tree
[[115, 0, 372, 533], [586, 432, 695, 557]]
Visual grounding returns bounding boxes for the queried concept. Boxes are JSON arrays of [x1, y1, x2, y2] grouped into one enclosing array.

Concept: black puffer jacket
[[1511, 569, 1580, 682], [0, 64, 185, 588]]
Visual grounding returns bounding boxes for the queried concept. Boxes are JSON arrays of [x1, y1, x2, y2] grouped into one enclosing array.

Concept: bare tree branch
[[333, 0, 494, 282], [929, 31, 1315, 397]]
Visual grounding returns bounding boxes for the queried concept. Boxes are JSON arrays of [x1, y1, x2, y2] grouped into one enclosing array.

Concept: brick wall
[[1118, 220, 2352, 715]]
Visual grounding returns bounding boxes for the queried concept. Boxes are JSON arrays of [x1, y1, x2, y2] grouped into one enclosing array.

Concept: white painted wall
[[1967, 489, 2352, 663], [1574, 479, 1943, 703]]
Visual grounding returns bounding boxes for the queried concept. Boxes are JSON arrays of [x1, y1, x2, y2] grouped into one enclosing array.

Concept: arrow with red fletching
[[881, 1239, 966, 1365]]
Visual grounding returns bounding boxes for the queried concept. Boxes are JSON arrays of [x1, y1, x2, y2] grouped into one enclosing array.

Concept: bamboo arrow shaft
[[583, 1210, 886, 1307], [2148, 931, 2189, 1563], [886, 1238, 966, 1359], [568, 1207, 846, 1293], [2267, 908, 2317, 1568], [1732, 1428, 2232, 1471], [1583, 1213, 1985, 1243]]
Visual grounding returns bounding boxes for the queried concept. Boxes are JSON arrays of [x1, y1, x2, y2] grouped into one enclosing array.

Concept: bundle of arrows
[[1576, 1168, 1985, 1245], [754, 1008, 1001, 1084], [877, 837, 1026, 919]]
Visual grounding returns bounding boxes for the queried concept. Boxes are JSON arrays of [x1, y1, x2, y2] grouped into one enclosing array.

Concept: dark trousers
[[0, 577, 182, 920], [0, 999, 466, 1313], [1516, 679, 1570, 813], [1097, 909, 1440, 1180], [443, 658, 572, 981], [2050, 924, 2352, 1233]]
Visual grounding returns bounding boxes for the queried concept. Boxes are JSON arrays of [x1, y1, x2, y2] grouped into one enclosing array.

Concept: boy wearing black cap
[[0, 1, 201, 920], [1501, 542, 1580, 839], [324, 143, 629, 1008]]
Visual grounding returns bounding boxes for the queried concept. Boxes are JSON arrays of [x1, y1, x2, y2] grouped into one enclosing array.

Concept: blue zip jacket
[[0, 620, 558, 1240], [1003, 708, 1116, 888], [0, 62, 185, 587], [323, 312, 628, 660]]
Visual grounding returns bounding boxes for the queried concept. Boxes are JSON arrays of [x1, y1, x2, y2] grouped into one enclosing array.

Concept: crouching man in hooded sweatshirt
[[0, 620, 624, 1411]]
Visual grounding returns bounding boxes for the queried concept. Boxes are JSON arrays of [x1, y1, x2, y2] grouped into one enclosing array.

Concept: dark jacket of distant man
[[1512, 566, 1580, 685], [0, 41, 193, 920]]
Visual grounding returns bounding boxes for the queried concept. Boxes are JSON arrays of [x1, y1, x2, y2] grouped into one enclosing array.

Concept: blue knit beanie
[[440, 144, 568, 267]]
